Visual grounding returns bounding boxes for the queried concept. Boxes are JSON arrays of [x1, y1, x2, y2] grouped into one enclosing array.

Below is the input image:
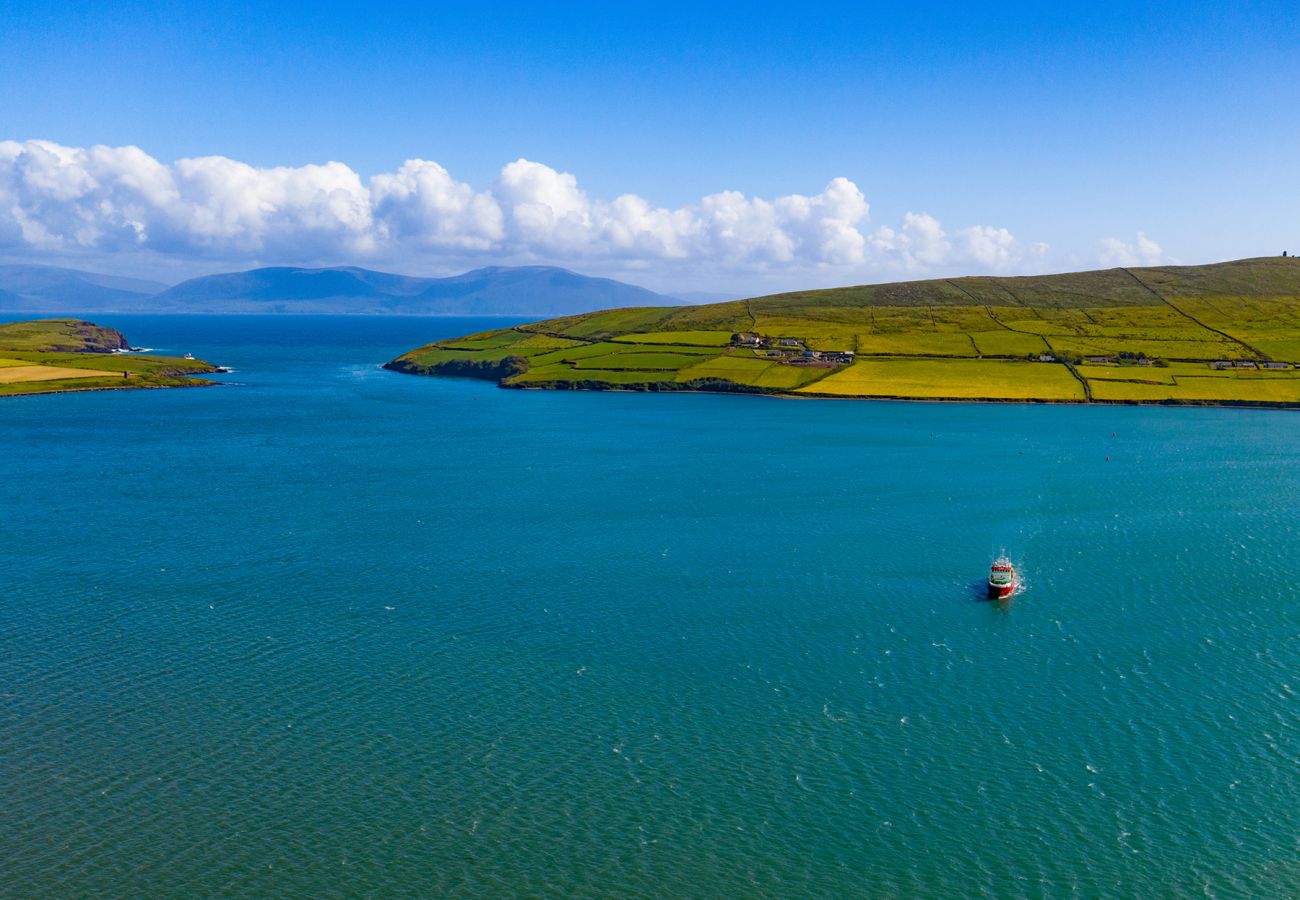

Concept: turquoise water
[[2, 315, 1298, 897]]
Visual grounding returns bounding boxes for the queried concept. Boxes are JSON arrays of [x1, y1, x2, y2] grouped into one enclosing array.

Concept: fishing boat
[[987, 555, 1017, 599]]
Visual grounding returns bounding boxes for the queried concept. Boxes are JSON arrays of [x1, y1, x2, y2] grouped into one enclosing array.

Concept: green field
[[617, 330, 734, 346], [385, 257, 1300, 406], [0, 319, 219, 396], [676, 355, 833, 390]]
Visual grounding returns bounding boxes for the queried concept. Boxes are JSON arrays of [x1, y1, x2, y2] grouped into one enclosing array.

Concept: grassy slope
[[0, 318, 219, 396], [385, 257, 1300, 405]]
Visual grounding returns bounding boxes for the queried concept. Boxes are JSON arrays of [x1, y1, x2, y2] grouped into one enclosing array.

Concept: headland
[[385, 257, 1300, 407], [0, 318, 220, 397]]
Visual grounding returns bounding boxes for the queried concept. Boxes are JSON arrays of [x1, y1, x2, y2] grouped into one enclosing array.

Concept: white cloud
[[956, 226, 1048, 270], [868, 213, 950, 268], [1098, 231, 1164, 267], [370, 159, 502, 250], [0, 139, 1051, 286], [0, 140, 377, 259], [490, 162, 871, 266]]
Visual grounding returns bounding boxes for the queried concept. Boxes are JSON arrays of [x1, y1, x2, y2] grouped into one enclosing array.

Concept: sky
[[1, 0, 1298, 296]]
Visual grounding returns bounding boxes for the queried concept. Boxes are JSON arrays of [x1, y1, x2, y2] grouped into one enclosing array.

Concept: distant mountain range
[[0, 265, 169, 311], [0, 263, 681, 316]]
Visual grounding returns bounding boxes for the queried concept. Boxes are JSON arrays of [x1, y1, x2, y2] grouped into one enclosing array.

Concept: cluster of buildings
[[1210, 360, 1291, 370], [731, 333, 855, 367], [730, 332, 1299, 373], [788, 349, 855, 366]]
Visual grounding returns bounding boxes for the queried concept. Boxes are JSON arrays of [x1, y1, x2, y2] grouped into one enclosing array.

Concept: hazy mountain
[[149, 265, 673, 315], [0, 263, 678, 316], [0, 264, 167, 311]]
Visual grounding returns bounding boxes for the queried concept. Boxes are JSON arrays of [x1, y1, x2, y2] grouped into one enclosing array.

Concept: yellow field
[[1081, 363, 1300, 403], [1047, 337, 1242, 360], [0, 364, 124, 383], [799, 358, 1084, 400], [1088, 379, 1300, 403], [969, 330, 1051, 356], [853, 332, 978, 356], [1075, 364, 1177, 385]]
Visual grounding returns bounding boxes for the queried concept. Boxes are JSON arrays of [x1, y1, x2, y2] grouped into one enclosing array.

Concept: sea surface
[[2, 315, 1298, 898]]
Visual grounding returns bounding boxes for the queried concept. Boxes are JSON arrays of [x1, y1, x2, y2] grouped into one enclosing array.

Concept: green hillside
[[0, 318, 219, 396], [385, 257, 1300, 406]]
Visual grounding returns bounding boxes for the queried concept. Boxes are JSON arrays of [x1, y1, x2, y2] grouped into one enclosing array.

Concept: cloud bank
[[0, 139, 1057, 287], [1098, 231, 1165, 268]]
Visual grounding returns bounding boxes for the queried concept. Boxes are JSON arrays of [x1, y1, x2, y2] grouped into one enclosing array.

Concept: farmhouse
[[781, 348, 855, 367]]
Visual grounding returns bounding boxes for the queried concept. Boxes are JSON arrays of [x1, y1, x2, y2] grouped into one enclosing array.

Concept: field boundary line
[[1061, 360, 1094, 401], [1119, 268, 1268, 359]]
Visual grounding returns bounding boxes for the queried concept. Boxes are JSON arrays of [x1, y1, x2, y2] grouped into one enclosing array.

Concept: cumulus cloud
[[0, 141, 378, 259], [1098, 231, 1164, 267], [0, 139, 1047, 282], [869, 212, 950, 268], [865, 215, 1046, 273], [957, 226, 1048, 270], [370, 159, 502, 250]]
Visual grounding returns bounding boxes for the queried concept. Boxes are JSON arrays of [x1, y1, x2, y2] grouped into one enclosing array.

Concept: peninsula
[[385, 257, 1300, 406], [0, 318, 219, 396]]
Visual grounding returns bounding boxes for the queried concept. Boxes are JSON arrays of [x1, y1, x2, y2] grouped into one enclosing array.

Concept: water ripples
[[1, 317, 1299, 896]]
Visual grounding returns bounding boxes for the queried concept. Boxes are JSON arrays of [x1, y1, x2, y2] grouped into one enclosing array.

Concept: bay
[[2, 315, 1298, 897]]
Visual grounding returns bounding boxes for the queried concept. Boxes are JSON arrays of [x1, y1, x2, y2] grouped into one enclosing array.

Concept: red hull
[[987, 581, 1015, 599]]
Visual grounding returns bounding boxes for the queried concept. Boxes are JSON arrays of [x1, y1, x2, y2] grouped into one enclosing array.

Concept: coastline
[[383, 257, 1300, 410], [0, 377, 219, 399], [394, 364, 1300, 410]]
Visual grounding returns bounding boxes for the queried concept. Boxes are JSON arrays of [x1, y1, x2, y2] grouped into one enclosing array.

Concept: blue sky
[[1, 0, 1298, 294]]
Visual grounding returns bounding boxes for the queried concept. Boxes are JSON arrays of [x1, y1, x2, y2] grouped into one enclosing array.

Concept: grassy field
[[0, 319, 219, 396], [1078, 361, 1300, 403], [676, 355, 833, 390], [0, 363, 125, 383], [385, 257, 1300, 406], [801, 359, 1085, 400], [618, 330, 735, 346]]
